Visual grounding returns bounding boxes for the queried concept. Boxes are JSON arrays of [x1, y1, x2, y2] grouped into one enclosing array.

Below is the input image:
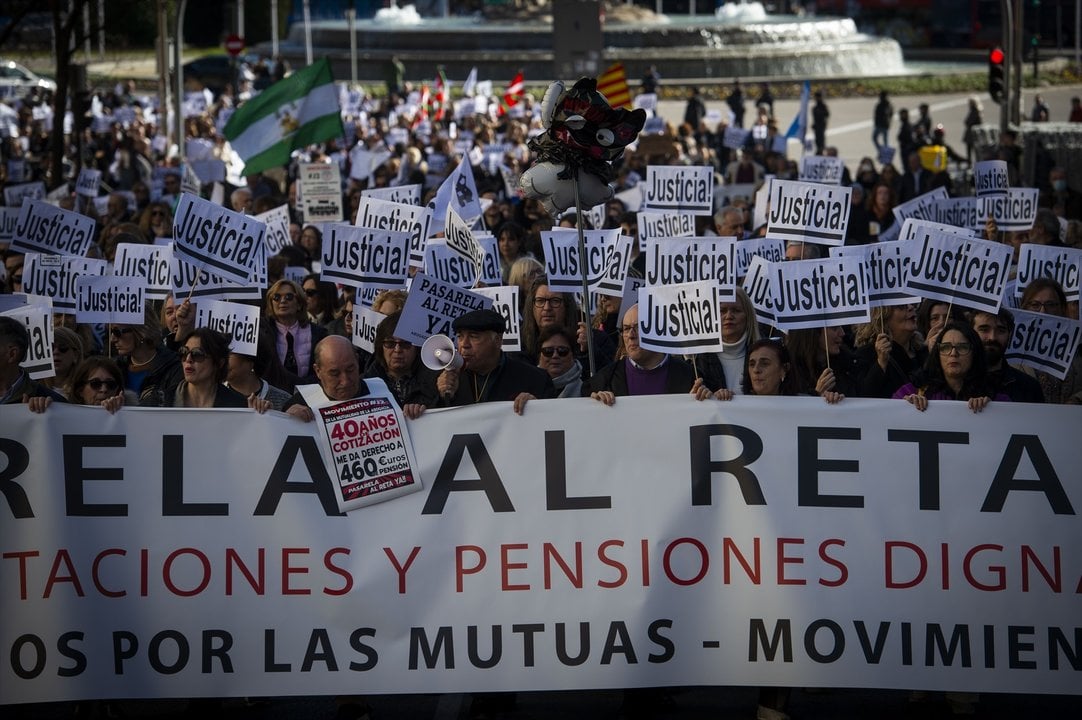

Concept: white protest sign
[[770, 256, 869, 330], [424, 240, 484, 288], [299, 162, 344, 223], [21, 254, 108, 311], [539, 228, 622, 293], [321, 224, 411, 290], [892, 186, 948, 226], [584, 202, 607, 234], [799, 155, 844, 185], [10, 199, 97, 257], [642, 165, 714, 215], [170, 255, 262, 303], [188, 159, 226, 184], [353, 303, 382, 355], [0, 206, 19, 245], [898, 217, 978, 243], [474, 285, 522, 352], [3, 181, 45, 207], [636, 211, 695, 255], [974, 159, 1009, 198], [112, 243, 172, 300], [180, 163, 202, 197], [723, 127, 750, 150], [74, 276, 146, 325], [361, 183, 422, 206], [193, 299, 261, 356], [393, 272, 492, 344], [427, 156, 483, 235], [74, 168, 102, 198], [977, 188, 1039, 232], [91, 196, 109, 217], [740, 255, 778, 326], [643, 236, 737, 302], [637, 280, 723, 354], [0, 301, 53, 379], [1015, 244, 1082, 302], [356, 196, 433, 268], [6, 159, 26, 183], [765, 178, 852, 246], [1005, 309, 1082, 381], [348, 146, 390, 182], [734, 237, 785, 278], [308, 386, 423, 512], [633, 92, 658, 113], [930, 196, 980, 231], [283, 265, 307, 286], [715, 183, 757, 211], [475, 235, 502, 287], [443, 204, 484, 270], [904, 230, 1013, 314], [596, 234, 634, 298], [172, 192, 266, 285], [613, 184, 643, 213], [832, 242, 920, 308], [254, 204, 293, 256]]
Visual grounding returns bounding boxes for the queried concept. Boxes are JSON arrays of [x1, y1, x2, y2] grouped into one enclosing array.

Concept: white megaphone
[[421, 334, 464, 371]]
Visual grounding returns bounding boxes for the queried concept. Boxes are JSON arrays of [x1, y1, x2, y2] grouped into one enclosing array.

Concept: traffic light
[[988, 47, 1006, 104]]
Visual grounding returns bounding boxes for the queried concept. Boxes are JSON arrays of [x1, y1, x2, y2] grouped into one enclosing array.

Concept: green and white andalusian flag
[[223, 58, 343, 175]]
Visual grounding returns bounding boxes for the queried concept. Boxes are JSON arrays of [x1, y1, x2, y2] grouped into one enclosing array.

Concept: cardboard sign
[[977, 188, 1039, 232], [113, 243, 173, 300], [393, 272, 492, 344], [423, 240, 486, 289], [539, 228, 623, 293], [10, 199, 97, 257], [1015, 244, 1082, 302], [769, 256, 869, 330], [193, 299, 261, 356], [903, 230, 1013, 314], [723, 127, 750, 150], [21, 254, 108, 312], [740, 255, 778, 326], [348, 147, 391, 183], [475, 235, 502, 287], [974, 160, 1009, 198], [427, 157, 483, 235], [254, 204, 293, 256], [799, 156, 844, 185], [892, 186, 948, 226], [299, 162, 344, 223], [0, 301, 54, 379], [474, 285, 522, 352], [832, 242, 920, 308], [715, 183, 757, 208], [361, 183, 422, 207], [642, 165, 714, 215], [765, 179, 852, 246], [308, 385, 422, 512], [3, 181, 46, 208], [643, 236, 737, 302], [321, 224, 411, 290], [596, 234, 634, 298], [637, 280, 723, 354], [734, 237, 785, 278], [172, 193, 266, 285], [356, 196, 432, 269], [636, 211, 696, 255], [443, 204, 485, 273], [929, 196, 980, 231], [0, 206, 19, 245], [613, 184, 643, 213], [75, 168, 102, 198], [897, 217, 977, 243], [74, 275, 146, 325], [353, 304, 383, 355], [1005, 309, 1082, 381], [170, 255, 262, 303]]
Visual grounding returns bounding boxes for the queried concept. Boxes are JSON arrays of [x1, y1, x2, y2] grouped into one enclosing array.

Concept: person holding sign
[[365, 312, 439, 420], [174, 328, 271, 411], [1018, 279, 1082, 404], [892, 322, 1006, 413], [970, 308, 1045, 403], [853, 304, 928, 398], [693, 289, 760, 395], [0, 317, 66, 406], [588, 304, 703, 405], [26, 356, 125, 414], [785, 326, 857, 403], [112, 303, 184, 407], [521, 280, 615, 374], [436, 308, 555, 414]]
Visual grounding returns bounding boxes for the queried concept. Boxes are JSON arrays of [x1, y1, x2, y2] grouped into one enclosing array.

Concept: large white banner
[[0, 398, 1079, 704]]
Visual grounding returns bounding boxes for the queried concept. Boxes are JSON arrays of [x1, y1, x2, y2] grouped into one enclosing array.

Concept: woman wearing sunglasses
[[892, 322, 1007, 413], [364, 312, 438, 420], [258, 279, 328, 393], [175, 328, 270, 411], [111, 302, 183, 406], [536, 326, 582, 398], [27, 357, 126, 414]]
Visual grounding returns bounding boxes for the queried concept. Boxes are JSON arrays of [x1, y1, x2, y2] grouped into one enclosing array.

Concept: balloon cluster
[[519, 78, 646, 217]]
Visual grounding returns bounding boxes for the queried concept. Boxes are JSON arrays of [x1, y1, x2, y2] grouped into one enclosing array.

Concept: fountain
[[264, 1, 907, 85]]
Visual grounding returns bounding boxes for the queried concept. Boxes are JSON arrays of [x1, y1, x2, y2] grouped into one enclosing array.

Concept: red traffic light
[[989, 47, 1005, 65]]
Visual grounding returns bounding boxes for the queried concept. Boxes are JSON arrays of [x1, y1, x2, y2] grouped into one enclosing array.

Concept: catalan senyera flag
[[597, 62, 632, 109], [223, 58, 343, 176]]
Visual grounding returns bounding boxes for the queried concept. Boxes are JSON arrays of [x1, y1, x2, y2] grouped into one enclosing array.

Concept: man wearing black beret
[[436, 308, 555, 413]]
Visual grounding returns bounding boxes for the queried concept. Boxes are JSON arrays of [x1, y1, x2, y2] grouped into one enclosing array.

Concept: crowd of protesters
[[1, 65, 1080, 720]]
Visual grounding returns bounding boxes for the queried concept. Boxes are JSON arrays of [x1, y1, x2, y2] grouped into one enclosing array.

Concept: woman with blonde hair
[[257, 278, 327, 392]]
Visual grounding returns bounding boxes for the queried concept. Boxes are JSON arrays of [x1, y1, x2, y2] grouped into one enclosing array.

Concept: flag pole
[[573, 170, 596, 376]]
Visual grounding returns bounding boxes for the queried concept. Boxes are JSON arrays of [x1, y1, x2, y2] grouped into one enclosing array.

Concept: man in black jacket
[[971, 308, 1045, 403]]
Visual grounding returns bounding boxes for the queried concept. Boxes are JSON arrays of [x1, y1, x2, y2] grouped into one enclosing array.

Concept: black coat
[[440, 354, 556, 407], [586, 356, 697, 397]]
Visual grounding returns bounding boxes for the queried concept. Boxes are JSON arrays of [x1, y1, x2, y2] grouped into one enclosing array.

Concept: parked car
[[181, 53, 272, 94], [0, 59, 57, 99]]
